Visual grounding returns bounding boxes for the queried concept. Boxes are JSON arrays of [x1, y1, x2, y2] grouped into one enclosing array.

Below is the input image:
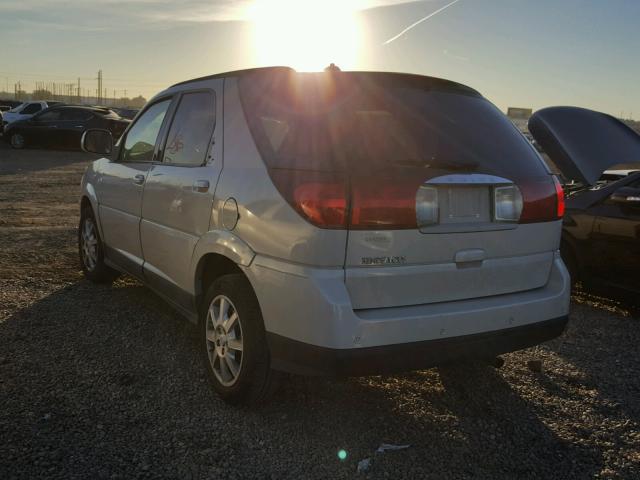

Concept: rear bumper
[[243, 251, 571, 375], [267, 315, 568, 376]]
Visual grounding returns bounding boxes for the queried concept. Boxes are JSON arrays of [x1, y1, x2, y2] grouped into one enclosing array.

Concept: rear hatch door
[[343, 80, 561, 309]]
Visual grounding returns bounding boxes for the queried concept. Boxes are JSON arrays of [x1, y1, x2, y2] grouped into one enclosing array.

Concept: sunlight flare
[[249, 0, 361, 71]]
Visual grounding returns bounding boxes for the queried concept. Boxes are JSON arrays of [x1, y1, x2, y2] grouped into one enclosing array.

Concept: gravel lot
[[1, 143, 639, 479]]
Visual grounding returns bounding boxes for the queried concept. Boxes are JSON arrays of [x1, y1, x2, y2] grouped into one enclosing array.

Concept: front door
[[25, 109, 60, 147], [140, 85, 222, 310], [96, 98, 173, 276]]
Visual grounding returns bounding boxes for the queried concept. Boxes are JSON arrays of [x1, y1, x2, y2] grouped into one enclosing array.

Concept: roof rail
[[170, 66, 295, 88]]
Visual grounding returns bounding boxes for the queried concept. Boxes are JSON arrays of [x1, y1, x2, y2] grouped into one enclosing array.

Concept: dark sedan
[[529, 106, 640, 299], [4, 105, 130, 150], [561, 172, 640, 296]]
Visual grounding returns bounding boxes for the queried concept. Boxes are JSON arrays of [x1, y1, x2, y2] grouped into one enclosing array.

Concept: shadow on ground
[[1, 279, 625, 479]]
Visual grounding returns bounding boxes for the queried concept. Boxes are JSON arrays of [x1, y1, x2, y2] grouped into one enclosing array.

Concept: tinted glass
[[122, 99, 171, 162], [22, 103, 42, 114], [35, 110, 62, 121], [239, 72, 547, 179], [163, 92, 215, 165], [59, 109, 93, 121]]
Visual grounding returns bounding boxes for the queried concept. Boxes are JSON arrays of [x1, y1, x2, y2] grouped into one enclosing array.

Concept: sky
[[0, 0, 638, 117]]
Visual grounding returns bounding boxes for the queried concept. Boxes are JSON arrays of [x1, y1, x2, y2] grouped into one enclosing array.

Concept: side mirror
[[611, 187, 640, 207], [82, 129, 113, 155]]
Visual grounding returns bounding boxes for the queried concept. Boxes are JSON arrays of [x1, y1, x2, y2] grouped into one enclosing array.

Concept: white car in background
[[1, 101, 62, 132]]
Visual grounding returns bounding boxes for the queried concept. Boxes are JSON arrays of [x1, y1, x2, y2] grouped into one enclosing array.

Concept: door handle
[[193, 180, 210, 193], [133, 174, 145, 185]]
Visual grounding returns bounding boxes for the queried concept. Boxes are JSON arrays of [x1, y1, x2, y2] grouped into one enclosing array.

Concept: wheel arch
[[79, 182, 104, 239], [193, 252, 248, 318], [191, 231, 254, 308]]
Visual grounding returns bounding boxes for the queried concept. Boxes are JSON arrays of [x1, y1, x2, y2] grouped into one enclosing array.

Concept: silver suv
[[79, 67, 570, 404]]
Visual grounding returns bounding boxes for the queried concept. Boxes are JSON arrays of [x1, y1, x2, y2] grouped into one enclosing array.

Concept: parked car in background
[[78, 67, 570, 405], [111, 107, 139, 120], [4, 105, 130, 150], [529, 107, 640, 299], [1, 100, 63, 131], [0, 100, 24, 112]]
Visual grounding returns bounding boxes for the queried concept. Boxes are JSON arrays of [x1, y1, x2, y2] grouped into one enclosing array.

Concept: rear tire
[[10, 131, 25, 149], [78, 206, 119, 283], [200, 274, 280, 405]]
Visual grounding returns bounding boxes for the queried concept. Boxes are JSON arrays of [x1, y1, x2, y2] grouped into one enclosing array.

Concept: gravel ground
[[1, 143, 639, 479]]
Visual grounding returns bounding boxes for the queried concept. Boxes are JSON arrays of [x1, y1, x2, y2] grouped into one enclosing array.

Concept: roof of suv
[[170, 66, 481, 97]]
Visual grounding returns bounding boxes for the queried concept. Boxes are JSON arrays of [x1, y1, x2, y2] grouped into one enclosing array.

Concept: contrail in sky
[[383, 0, 462, 45]]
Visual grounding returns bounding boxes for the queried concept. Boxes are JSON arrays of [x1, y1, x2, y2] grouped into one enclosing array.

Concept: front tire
[[201, 274, 279, 405], [78, 207, 119, 283]]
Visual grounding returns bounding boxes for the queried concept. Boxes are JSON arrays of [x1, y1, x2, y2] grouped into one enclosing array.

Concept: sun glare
[[250, 0, 361, 71]]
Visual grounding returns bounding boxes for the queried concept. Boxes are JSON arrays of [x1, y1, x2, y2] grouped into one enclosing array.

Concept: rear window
[[239, 72, 547, 179]]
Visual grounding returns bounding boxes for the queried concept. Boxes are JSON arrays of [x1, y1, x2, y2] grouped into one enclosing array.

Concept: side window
[[121, 99, 171, 163], [22, 103, 42, 115], [163, 91, 215, 166], [60, 109, 93, 122], [35, 110, 62, 121]]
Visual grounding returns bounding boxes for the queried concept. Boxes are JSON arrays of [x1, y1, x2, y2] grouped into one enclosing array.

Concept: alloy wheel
[[80, 217, 99, 271], [205, 295, 244, 387]]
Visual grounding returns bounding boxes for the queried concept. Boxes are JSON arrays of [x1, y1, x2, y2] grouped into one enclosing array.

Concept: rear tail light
[[271, 170, 564, 229], [270, 169, 348, 228], [270, 170, 420, 229], [349, 178, 420, 229], [518, 176, 564, 223], [554, 175, 565, 218], [494, 185, 523, 222], [416, 186, 439, 227]]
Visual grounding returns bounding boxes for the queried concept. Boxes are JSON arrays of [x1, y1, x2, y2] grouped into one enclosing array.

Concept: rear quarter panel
[[216, 77, 347, 267]]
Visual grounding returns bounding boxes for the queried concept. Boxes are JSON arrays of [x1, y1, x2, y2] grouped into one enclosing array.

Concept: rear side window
[[122, 99, 171, 163], [163, 91, 215, 166], [60, 109, 93, 121], [239, 72, 547, 180], [35, 110, 62, 121]]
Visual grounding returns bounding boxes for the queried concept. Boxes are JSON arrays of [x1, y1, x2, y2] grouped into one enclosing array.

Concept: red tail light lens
[[270, 170, 422, 229], [518, 176, 564, 223], [554, 175, 565, 218], [270, 169, 348, 228], [350, 177, 421, 229]]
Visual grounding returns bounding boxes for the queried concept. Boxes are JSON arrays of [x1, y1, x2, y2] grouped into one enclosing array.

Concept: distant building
[[507, 107, 533, 134], [507, 107, 533, 119]]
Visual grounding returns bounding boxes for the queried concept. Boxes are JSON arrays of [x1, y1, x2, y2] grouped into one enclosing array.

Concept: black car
[[4, 105, 130, 150], [529, 107, 640, 298], [111, 107, 139, 120]]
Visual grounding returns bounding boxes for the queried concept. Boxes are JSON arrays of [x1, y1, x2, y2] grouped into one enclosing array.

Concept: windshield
[[239, 72, 548, 180], [8, 103, 25, 113]]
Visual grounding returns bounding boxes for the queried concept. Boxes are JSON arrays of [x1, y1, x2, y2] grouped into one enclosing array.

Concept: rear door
[[342, 87, 561, 309], [55, 108, 93, 149], [140, 84, 222, 309], [96, 98, 173, 275]]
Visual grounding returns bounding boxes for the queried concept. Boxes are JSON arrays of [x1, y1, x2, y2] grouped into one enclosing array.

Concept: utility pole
[[97, 69, 103, 105], [78, 77, 81, 102]]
